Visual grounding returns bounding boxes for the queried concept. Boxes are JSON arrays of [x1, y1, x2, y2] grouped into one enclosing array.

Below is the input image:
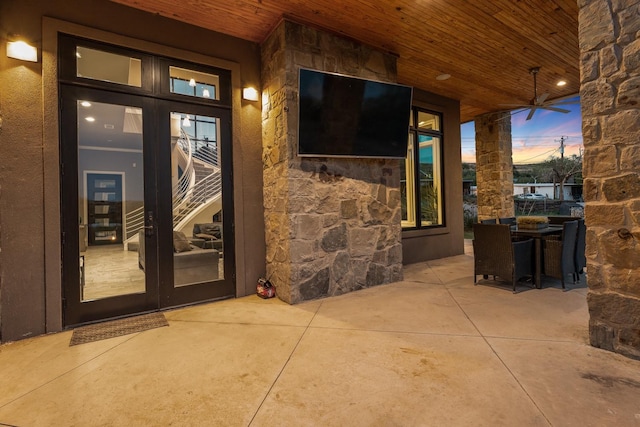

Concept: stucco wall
[[0, 0, 264, 341]]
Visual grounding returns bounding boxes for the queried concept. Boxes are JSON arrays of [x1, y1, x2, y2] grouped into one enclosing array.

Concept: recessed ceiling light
[[85, 117, 95, 122], [80, 101, 92, 107], [436, 73, 451, 81], [556, 80, 567, 87]]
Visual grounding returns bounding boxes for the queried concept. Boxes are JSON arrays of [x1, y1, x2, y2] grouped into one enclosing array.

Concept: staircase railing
[[171, 134, 220, 226], [172, 168, 222, 225], [124, 129, 195, 241]]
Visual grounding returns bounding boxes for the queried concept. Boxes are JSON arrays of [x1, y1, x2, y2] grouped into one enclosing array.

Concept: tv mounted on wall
[[298, 68, 413, 159]]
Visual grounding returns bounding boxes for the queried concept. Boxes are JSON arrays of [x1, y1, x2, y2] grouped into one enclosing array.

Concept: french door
[[59, 35, 235, 326]]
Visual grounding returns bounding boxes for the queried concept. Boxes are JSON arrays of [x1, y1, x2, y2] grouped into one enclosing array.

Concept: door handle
[[145, 211, 155, 236]]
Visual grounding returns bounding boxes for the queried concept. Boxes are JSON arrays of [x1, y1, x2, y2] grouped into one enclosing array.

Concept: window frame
[[58, 34, 232, 109], [402, 107, 445, 230]]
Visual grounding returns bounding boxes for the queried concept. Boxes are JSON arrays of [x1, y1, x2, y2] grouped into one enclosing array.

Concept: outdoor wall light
[[6, 40, 38, 62], [242, 87, 259, 101]]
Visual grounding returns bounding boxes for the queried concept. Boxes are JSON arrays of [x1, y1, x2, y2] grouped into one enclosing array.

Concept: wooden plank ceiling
[[111, 0, 580, 123]]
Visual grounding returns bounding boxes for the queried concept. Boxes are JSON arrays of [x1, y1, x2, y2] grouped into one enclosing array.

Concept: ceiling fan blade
[[494, 108, 528, 121], [541, 106, 571, 114], [547, 100, 580, 106], [526, 107, 537, 121], [498, 103, 531, 108], [536, 92, 549, 104]]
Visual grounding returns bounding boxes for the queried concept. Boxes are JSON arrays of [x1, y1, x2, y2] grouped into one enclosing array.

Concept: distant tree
[[539, 154, 583, 200], [513, 165, 520, 181], [462, 163, 476, 184], [513, 164, 549, 184]]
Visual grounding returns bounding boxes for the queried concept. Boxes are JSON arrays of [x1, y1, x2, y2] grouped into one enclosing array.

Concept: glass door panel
[[159, 102, 234, 306], [77, 101, 146, 301], [61, 87, 158, 326], [170, 111, 223, 287]]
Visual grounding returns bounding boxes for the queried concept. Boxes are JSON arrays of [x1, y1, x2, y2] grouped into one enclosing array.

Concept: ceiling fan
[[499, 67, 577, 121]]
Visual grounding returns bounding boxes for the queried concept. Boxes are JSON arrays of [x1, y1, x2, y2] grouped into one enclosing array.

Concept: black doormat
[[69, 312, 169, 346]]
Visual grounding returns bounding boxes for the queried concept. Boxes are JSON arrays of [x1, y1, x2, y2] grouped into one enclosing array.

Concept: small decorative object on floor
[[257, 277, 276, 299], [516, 216, 549, 229]]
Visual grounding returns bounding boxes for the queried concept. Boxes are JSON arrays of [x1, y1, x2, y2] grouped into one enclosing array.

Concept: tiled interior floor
[[82, 245, 145, 300], [2, 241, 640, 426], [82, 244, 224, 300]]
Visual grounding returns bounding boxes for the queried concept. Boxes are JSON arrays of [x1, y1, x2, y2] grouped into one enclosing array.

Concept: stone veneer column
[[579, 0, 640, 359], [261, 21, 403, 304], [474, 112, 514, 221]]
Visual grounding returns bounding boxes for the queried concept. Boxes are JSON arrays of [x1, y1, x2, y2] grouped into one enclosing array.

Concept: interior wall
[[401, 88, 464, 264], [0, 0, 264, 341]]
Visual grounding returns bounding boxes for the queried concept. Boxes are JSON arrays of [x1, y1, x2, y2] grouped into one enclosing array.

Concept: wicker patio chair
[[574, 219, 586, 282], [543, 220, 578, 290], [499, 217, 516, 225], [472, 223, 534, 293], [480, 218, 497, 224]]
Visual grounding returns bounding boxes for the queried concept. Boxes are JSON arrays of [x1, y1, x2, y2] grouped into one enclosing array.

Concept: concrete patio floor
[[1, 241, 640, 426]]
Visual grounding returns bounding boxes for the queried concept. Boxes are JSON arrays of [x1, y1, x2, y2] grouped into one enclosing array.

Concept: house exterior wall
[[0, 1, 465, 341], [579, 0, 640, 360], [261, 21, 404, 303], [0, 0, 264, 341]]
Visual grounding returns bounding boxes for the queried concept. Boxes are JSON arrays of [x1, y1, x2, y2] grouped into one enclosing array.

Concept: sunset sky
[[460, 96, 583, 164]]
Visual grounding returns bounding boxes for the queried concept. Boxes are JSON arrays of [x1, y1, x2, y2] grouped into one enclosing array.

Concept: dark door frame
[[60, 87, 160, 325], [156, 100, 235, 308], [59, 35, 235, 327]]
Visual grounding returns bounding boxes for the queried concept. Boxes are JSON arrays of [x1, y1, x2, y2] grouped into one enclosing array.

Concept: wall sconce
[[242, 87, 259, 101], [6, 40, 38, 62]]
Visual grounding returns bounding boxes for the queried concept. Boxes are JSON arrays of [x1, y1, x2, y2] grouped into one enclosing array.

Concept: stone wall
[[261, 21, 403, 303], [579, 0, 640, 360], [475, 112, 515, 221]]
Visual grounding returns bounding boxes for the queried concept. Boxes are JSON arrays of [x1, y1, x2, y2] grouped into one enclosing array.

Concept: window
[[401, 108, 444, 228], [169, 66, 219, 100], [76, 46, 142, 87]]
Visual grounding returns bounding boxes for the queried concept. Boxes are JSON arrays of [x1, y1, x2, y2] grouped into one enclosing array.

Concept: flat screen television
[[298, 68, 412, 159]]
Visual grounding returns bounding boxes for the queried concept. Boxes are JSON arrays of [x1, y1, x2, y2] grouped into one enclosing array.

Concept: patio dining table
[[511, 224, 563, 289]]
